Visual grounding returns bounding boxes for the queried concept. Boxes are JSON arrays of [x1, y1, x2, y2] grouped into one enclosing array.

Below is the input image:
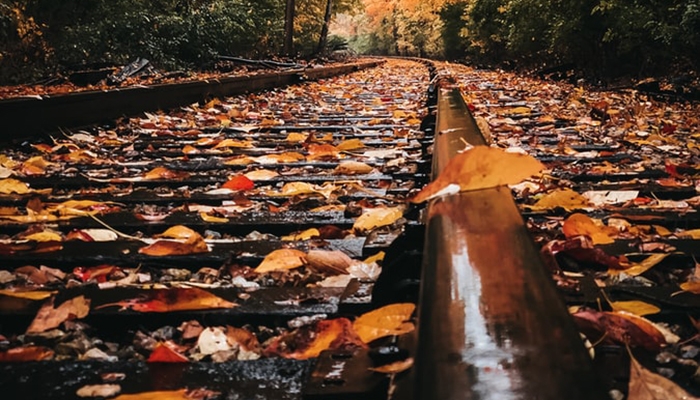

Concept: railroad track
[[0, 58, 698, 400]]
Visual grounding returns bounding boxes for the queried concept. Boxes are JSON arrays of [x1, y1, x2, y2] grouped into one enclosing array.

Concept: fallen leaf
[[77, 384, 122, 398], [139, 230, 209, 256], [0, 178, 31, 194], [530, 188, 591, 211], [26, 295, 91, 333], [334, 161, 374, 175], [178, 320, 204, 340], [73, 265, 120, 283], [628, 351, 699, 399], [678, 229, 700, 239], [281, 228, 320, 241], [307, 143, 339, 160], [213, 139, 252, 149], [353, 206, 403, 231], [182, 145, 199, 154], [265, 318, 366, 360], [610, 300, 661, 316], [226, 325, 260, 353], [307, 250, 353, 275], [0, 346, 54, 362], [148, 342, 189, 363], [254, 152, 305, 164], [96, 288, 237, 312], [410, 146, 544, 203], [197, 327, 231, 355], [353, 303, 415, 343], [286, 132, 308, 142], [571, 308, 666, 351], [679, 281, 700, 294], [337, 138, 365, 151], [222, 175, 254, 191], [611, 254, 670, 276], [244, 170, 279, 181], [255, 249, 307, 273], [369, 357, 414, 374], [0, 289, 56, 300], [562, 213, 615, 245], [113, 389, 189, 400], [199, 212, 229, 223]]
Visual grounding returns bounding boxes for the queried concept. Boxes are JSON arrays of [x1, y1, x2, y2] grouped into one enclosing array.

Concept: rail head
[[413, 79, 607, 399]]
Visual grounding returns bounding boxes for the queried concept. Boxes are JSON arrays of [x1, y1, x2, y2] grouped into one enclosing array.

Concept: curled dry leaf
[[410, 146, 544, 203], [95, 288, 237, 312], [306, 250, 353, 275], [307, 143, 339, 160], [562, 213, 615, 245], [197, 327, 231, 355], [255, 249, 307, 273], [628, 352, 700, 400], [26, 295, 91, 333], [76, 384, 122, 398], [353, 303, 416, 344], [353, 206, 403, 232], [0, 346, 54, 362]]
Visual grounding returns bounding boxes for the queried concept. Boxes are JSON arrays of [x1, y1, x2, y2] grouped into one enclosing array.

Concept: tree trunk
[[316, 0, 333, 55], [284, 0, 295, 56]]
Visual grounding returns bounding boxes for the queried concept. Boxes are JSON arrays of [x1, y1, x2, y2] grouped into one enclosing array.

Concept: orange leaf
[[0, 178, 31, 194], [222, 175, 254, 191], [96, 288, 237, 312], [306, 250, 353, 275], [410, 146, 543, 203], [353, 303, 415, 343], [255, 249, 307, 273], [266, 318, 366, 360], [182, 145, 199, 154], [213, 139, 252, 149], [26, 295, 91, 333], [0, 346, 54, 362], [159, 225, 201, 239], [530, 188, 590, 210], [336, 138, 365, 151], [353, 206, 403, 232], [628, 352, 699, 400], [307, 144, 339, 160], [562, 213, 615, 245], [148, 342, 189, 363], [139, 231, 209, 256], [113, 389, 189, 400], [143, 167, 190, 180]]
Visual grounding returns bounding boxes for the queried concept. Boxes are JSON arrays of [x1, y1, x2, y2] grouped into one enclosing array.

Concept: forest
[[1, 0, 699, 84]]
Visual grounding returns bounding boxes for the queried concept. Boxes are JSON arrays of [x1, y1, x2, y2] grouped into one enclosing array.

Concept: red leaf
[[222, 175, 254, 191], [73, 265, 119, 283], [148, 342, 188, 363]]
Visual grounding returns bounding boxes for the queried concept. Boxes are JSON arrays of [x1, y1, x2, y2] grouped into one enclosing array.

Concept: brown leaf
[[0, 346, 54, 362], [96, 288, 236, 312], [307, 143, 340, 160], [571, 308, 665, 351], [410, 146, 544, 203], [306, 250, 353, 275], [334, 161, 374, 175], [26, 295, 91, 333], [225, 325, 261, 353], [255, 249, 307, 273], [628, 352, 700, 399], [353, 303, 415, 343]]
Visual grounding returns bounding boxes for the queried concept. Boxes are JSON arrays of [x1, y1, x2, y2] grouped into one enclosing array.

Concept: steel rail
[[413, 86, 607, 399], [0, 60, 383, 140]]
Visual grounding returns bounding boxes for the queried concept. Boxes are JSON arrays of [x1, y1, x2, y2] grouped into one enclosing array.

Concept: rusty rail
[[412, 86, 607, 399], [0, 60, 383, 140]]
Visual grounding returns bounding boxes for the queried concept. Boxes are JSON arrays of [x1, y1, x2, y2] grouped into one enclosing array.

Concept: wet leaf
[[571, 308, 666, 351], [222, 175, 254, 191], [307, 250, 353, 275], [562, 213, 615, 245], [530, 188, 591, 211], [353, 206, 403, 232], [265, 318, 366, 360], [353, 303, 415, 343], [96, 288, 237, 312], [139, 229, 209, 256], [628, 352, 699, 400], [76, 384, 122, 398], [26, 295, 91, 333], [410, 146, 544, 203], [255, 249, 307, 273], [611, 254, 670, 277], [148, 342, 188, 363], [679, 281, 700, 294], [369, 357, 414, 374], [0, 346, 54, 362], [0, 178, 31, 194]]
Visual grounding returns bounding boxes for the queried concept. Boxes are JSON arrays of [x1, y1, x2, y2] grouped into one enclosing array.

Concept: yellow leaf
[[392, 110, 408, 119], [337, 138, 365, 151], [610, 300, 660, 316], [530, 188, 590, 211], [0, 178, 31, 194], [410, 146, 544, 203], [281, 228, 320, 241], [23, 231, 63, 242], [611, 254, 670, 276], [159, 225, 200, 239], [286, 132, 308, 142], [213, 139, 252, 149], [0, 289, 56, 301], [678, 229, 700, 239], [113, 389, 190, 400], [353, 206, 403, 231], [364, 251, 385, 264], [509, 106, 532, 115], [369, 357, 414, 374], [199, 212, 229, 223], [255, 249, 307, 273], [652, 225, 672, 236], [562, 213, 614, 245], [353, 303, 416, 343]]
